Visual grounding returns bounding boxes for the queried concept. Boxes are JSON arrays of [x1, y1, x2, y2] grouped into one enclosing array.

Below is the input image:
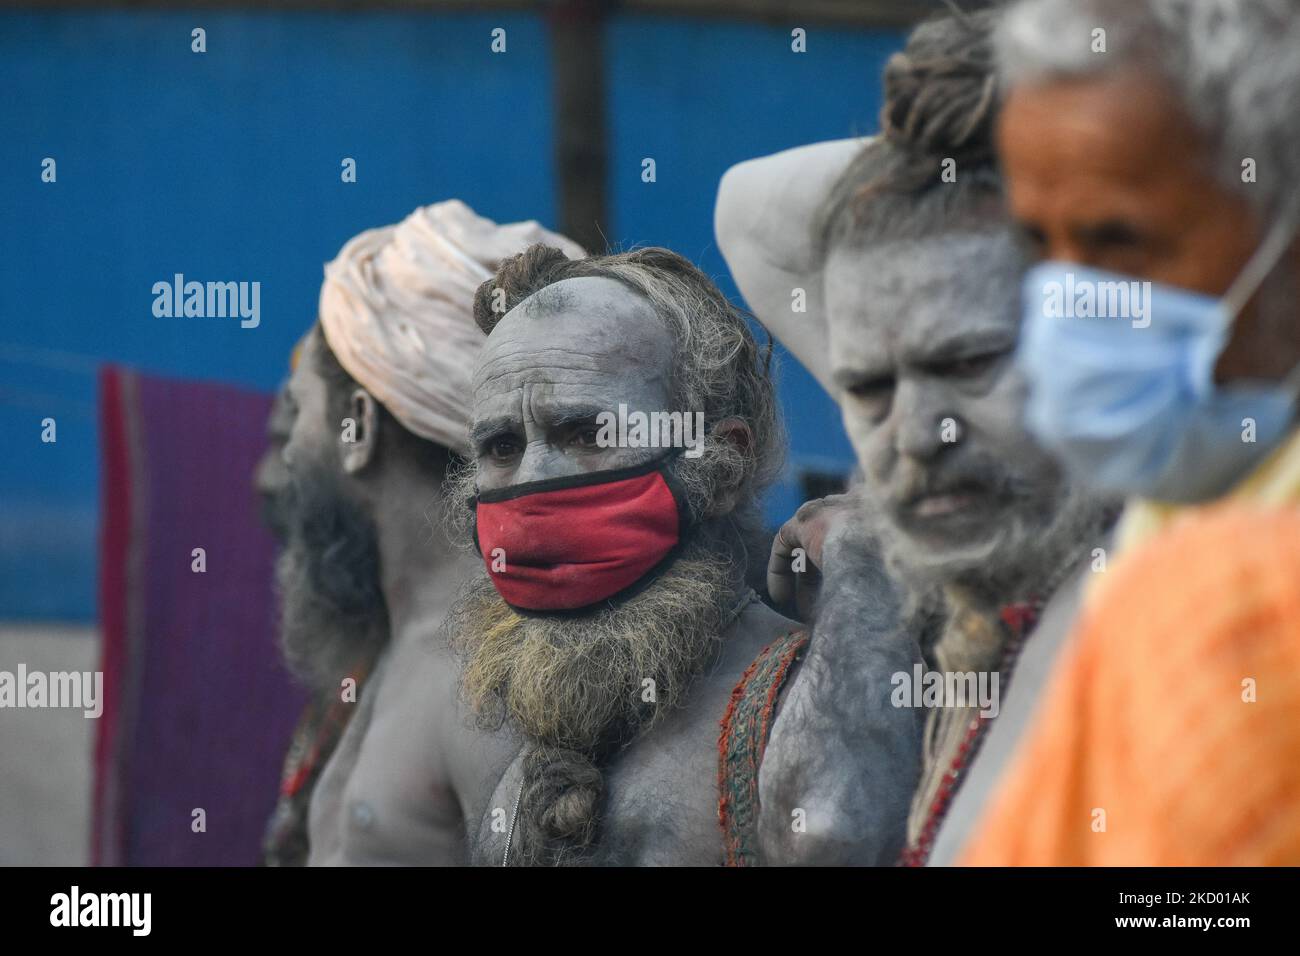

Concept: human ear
[[709, 417, 754, 514], [340, 387, 380, 474]]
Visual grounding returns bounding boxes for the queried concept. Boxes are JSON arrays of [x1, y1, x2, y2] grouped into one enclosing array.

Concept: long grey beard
[[877, 482, 1114, 610], [443, 538, 743, 865], [274, 473, 388, 693]]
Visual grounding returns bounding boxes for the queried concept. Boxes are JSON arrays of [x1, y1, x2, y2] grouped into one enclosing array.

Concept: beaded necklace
[[899, 600, 1041, 867]]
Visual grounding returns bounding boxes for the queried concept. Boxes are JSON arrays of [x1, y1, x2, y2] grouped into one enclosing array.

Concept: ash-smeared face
[[826, 230, 1069, 583], [253, 380, 296, 540], [469, 276, 676, 489], [274, 329, 385, 688]]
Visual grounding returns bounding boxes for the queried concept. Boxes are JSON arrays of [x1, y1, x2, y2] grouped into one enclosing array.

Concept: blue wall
[[604, 15, 898, 520], [0, 10, 898, 620]]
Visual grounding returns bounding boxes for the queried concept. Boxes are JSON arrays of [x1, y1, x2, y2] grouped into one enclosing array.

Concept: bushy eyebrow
[[907, 328, 1017, 364], [469, 402, 610, 447], [833, 365, 891, 389], [469, 415, 518, 447], [543, 402, 609, 428], [833, 327, 1015, 387]]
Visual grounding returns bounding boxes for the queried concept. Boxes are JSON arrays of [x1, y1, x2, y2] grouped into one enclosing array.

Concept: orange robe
[[960, 503, 1300, 866]]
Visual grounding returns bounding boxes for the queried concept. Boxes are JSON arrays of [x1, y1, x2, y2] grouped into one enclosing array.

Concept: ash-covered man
[[271, 200, 583, 865], [715, 9, 1114, 865], [257, 351, 356, 868], [443, 244, 923, 865], [254, 374, 298, 543]]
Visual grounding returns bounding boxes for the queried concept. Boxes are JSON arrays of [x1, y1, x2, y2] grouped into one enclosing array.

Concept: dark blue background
[[0, 10, 898, 620]]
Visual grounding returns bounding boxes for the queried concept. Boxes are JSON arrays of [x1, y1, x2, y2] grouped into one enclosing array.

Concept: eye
[[1084, 219, 1144, 250], [841, 376, 894, 424], [844, 376, 894, 402], [1016, 222, 1048, 259], [570, 425, 603, 449], [487, 435, 522, 460], [937, 351, 1005, 379]]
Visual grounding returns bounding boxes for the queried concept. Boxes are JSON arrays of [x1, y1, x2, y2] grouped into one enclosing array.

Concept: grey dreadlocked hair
[[997, 0, 1300, 221], [814, 7, 1006, 259]]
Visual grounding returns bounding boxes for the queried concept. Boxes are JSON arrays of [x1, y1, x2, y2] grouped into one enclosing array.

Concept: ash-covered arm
[[714, 138, 867, 394], [756, 520, 923, 865]]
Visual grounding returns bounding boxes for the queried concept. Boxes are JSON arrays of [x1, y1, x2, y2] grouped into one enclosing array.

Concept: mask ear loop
[[1218, 191, 1300, 404], [1220, 189, 1300, 320], [1280, 353, 1300, 399]]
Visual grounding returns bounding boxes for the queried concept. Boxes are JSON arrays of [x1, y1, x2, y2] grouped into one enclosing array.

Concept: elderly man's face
[[827, 231, 1069, 578], [470, 276, 677, 490], [282, 330, 339, 482], [274, 327, 385, 688], [254, 379, 297, 538], [997, 70, 1296, 383]]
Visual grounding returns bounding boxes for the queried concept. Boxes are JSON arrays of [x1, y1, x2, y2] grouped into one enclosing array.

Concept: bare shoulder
[[596, 598, 803, 863], [625, 598, 802, 793], [707, 598, 805, 690]]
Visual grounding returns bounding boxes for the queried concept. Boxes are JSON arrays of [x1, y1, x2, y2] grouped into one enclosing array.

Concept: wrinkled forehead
[[286, 327, 324, 396], [826, 231, 1024, 364], [471, 275, 675, 399], [1001, 71, 1205, 185]]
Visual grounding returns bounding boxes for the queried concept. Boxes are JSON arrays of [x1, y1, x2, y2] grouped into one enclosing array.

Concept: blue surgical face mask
[[1015, 204, 1300, 504]]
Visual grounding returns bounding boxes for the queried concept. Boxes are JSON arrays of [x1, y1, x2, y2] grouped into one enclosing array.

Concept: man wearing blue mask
[[961, 0, 1300, 865]]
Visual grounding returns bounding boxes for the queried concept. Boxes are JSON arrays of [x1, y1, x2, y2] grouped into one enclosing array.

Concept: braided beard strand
[[444, 540, 740, 865]]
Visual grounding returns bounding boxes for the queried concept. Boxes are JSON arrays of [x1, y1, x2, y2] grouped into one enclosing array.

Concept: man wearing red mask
[[442, 244, 924, 865]]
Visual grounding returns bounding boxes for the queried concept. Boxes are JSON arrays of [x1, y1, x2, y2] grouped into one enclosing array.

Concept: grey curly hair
[[996, 0, 1300, 220]]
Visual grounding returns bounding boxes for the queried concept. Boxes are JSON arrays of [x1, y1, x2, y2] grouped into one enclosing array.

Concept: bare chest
[[308, 643, 465, 865]]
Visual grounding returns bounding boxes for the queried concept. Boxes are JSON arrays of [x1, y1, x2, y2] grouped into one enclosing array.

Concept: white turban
[[318, 199, 584, 455]]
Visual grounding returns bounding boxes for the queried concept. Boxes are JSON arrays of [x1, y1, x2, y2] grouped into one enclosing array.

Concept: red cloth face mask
[[472, 453, 691, 612]]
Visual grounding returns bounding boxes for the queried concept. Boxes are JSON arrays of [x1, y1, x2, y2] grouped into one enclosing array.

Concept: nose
[[1043, 225, 1088, 267], [892, 378, 960, 463], [512, 440, 578, 485]]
